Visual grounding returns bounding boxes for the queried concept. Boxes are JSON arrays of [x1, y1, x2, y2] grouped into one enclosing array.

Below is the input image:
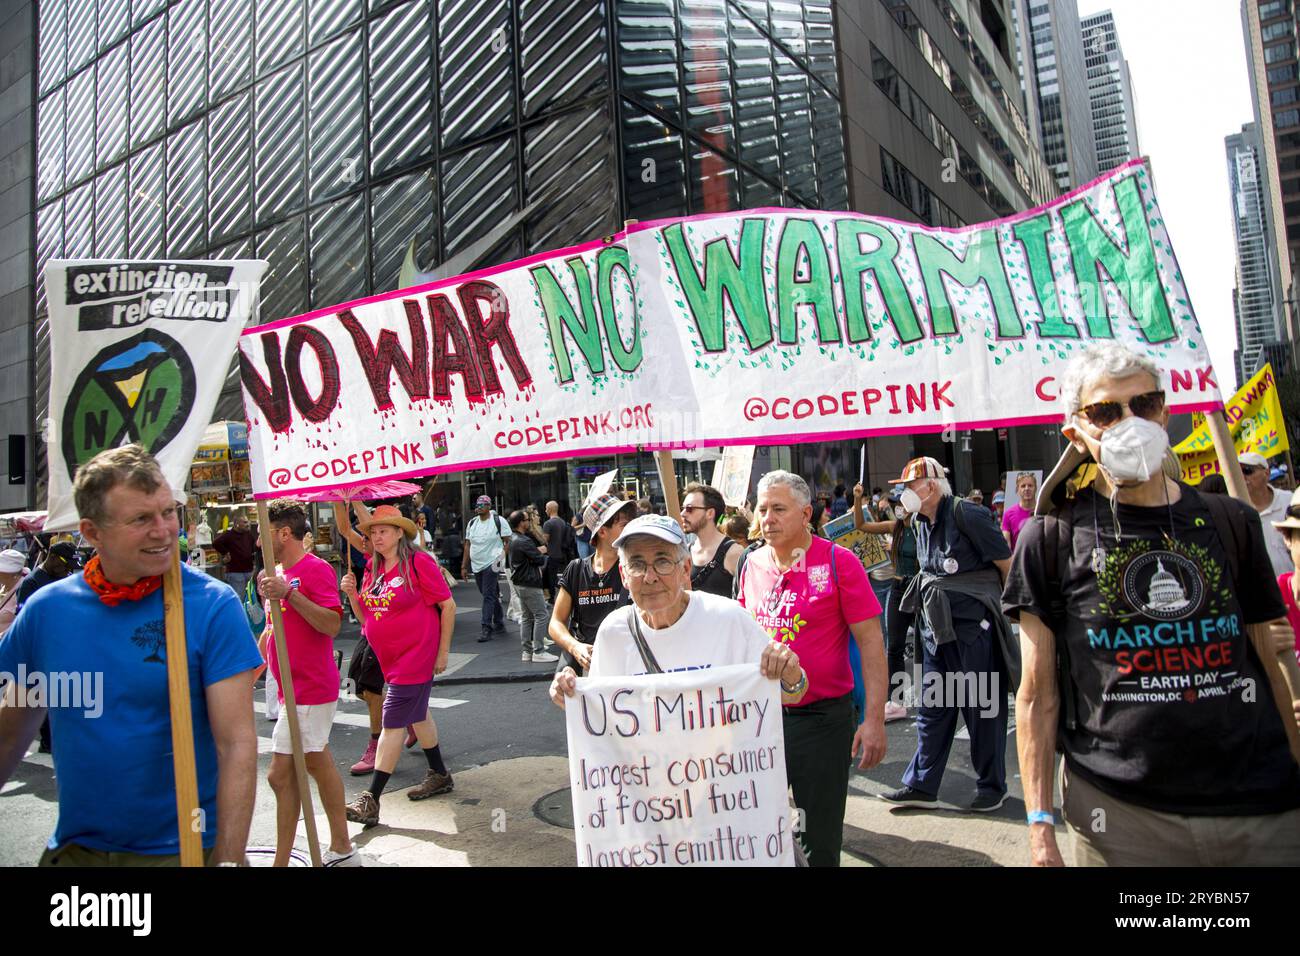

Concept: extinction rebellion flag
[[43, 259, 268, 531]]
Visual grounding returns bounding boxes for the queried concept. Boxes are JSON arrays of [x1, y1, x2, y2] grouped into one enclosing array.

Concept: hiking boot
[[878, 786, 938, 808], [345, 791, 380, 826], [408, 770, 454, 800], [968, 791, 1007, 813], [349, 738, 377, 776]]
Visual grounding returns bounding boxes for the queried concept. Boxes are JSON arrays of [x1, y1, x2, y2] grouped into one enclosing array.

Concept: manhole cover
[[533, 787, 574, 829]]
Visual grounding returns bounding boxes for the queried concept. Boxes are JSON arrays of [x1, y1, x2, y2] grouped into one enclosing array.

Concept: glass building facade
[[30, 0, 848, 473]]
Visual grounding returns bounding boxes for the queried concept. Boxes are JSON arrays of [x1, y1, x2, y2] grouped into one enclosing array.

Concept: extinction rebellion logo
[[61, 329, 196, 479]]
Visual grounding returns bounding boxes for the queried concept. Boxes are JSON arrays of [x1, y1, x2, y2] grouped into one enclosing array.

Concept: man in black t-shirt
[[541, 500, 577, 599], [1003, 343, 1300, 866]]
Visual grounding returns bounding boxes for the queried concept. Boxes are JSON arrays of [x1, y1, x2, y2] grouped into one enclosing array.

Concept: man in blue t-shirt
[[0, 445, 262, 865]]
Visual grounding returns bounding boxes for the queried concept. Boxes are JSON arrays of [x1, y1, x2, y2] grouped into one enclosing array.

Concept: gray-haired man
[[1004, 341, 1300, 866], [734, 470, 888, 866]]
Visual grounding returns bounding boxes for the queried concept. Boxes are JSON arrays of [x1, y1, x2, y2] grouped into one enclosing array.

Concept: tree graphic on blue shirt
[[130, 620, 167, 663]]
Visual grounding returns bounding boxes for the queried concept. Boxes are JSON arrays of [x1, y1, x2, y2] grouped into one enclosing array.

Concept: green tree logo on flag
[[61, 329, 197, 479]]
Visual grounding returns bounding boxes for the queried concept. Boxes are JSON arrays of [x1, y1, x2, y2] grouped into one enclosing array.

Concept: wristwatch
[[780, 671, 808, 695]]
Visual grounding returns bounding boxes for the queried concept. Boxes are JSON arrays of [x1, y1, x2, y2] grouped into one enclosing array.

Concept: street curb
[[436, 671, 555, 687]]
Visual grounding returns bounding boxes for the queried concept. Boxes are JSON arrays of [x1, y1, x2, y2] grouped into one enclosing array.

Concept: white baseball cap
[[612, 514, 687, 550]]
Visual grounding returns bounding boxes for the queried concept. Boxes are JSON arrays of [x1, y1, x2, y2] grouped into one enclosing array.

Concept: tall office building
[[1227, 124, 1285, 388], [1016, 0, 1098, 192], [1242, 0, 1300, 355], [1080, 9, 1139, 174], [6, 0, 1058, 510]]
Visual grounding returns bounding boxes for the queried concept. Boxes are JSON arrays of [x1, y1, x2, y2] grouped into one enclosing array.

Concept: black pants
[[886, 579, 919, 693], [782, 693, 855, 867]]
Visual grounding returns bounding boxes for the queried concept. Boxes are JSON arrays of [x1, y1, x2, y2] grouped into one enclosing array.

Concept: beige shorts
[[1061, 761, 1300, 866], [272, 701, 338, 755]]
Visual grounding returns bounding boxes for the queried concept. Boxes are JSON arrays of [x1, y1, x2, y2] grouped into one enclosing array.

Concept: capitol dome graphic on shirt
[[1144, 559, 1190, 614]]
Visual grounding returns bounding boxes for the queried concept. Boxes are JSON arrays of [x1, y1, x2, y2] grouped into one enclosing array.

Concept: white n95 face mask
[[900, 486, 925, 514], [1097, 415, 1170, 484]]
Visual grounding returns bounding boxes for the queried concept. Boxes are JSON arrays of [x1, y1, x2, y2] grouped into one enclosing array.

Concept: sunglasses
[[1241, 465, 1262, 476], [1078, 390, 1166, 428], [1285, 504, 1300, 519]]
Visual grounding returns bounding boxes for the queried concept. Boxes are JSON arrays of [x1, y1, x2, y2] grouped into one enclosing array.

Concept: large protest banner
[[1174, 364, 1289, 484], [565, 664, 794, 867], [237, 239, 699, 496], [629, 158, 1219, 444], [240, 159, 1221, 496], [45, 259, 268, 530]]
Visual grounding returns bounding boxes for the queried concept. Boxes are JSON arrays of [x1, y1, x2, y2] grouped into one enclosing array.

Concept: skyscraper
[[1242, 0, 1300, 356], [5, 0, 1058, 509], [1227, 124, 1285, 388], [1081, 9, 1139, 174], [1015, 0, 1099, 192]]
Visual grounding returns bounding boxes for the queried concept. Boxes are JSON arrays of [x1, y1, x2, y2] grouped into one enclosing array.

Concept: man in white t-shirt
[[550, 514, 808, 700], [462, 495, 511, 643]]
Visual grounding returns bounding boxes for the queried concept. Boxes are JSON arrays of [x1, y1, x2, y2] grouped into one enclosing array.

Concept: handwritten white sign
[[565, 663, 794, 867]]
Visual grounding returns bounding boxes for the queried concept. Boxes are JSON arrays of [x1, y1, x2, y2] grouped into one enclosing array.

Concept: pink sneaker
[[350, 738, 378, 775], [884, 701, 909, 722]]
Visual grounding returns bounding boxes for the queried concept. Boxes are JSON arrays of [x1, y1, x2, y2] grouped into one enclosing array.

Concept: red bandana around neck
[[83, 554, 163, 607]]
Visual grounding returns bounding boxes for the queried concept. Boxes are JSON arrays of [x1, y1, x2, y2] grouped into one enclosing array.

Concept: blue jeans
[[475, 568, 504, 631], [902, 630, 1008, 798]]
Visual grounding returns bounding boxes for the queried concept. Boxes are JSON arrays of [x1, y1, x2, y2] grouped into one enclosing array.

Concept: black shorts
[[346, 634, 385, 697]]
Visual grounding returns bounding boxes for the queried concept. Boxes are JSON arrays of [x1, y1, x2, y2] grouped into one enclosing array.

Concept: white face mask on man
[[1093, 415, 1170, 484], [900, 482, 932, 514]]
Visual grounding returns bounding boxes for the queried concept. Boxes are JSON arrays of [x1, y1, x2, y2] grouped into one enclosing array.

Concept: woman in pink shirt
[[342, 506, 456, 827]]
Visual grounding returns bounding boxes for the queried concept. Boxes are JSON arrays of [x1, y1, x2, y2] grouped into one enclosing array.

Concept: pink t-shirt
[[1277, 573, 1300, 665], [267, 552, 343, 706], [737, 535, 882, 706], [1001, 503, 1032, 548], [361, 550, 451, 685]]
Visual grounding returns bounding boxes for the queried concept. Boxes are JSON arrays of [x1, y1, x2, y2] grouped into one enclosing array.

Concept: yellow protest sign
[[1175, 364, 1289, 484]]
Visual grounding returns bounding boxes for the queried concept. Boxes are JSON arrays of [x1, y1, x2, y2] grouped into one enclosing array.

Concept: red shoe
[[405, 725, 418, 749], [350, 738, 378, 776]]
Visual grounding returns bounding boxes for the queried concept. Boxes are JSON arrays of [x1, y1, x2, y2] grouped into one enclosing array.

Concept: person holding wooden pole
[[258, 500, 360, 866], [1005, 343, 1300, 866], [0, 445, 262, 865]]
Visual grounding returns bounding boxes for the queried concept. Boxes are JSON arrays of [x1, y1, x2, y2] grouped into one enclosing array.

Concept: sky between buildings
[[1078, 0, 1253, 394]]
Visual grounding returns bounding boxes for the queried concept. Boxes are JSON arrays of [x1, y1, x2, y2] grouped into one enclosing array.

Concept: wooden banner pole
[[621, 216, 683, 521], [162, 545, 204, 867], [656, 451, 682, 522], [256, 501, 324, 867], [1207, 409, 1300, 761]]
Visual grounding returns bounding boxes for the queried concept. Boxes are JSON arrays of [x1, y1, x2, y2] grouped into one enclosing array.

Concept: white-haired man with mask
[[1003, 341, 1300, 866], [879, 457, 1016, 813], [733, 470, 888, 866]]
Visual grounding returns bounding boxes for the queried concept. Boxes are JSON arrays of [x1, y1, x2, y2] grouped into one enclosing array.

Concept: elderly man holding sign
[[551, 515, 807, 866]]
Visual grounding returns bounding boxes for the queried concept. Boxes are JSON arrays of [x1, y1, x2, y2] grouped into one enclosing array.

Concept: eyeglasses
[[624, 557, 682, 578], [1077, 390, 1166, 428]]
